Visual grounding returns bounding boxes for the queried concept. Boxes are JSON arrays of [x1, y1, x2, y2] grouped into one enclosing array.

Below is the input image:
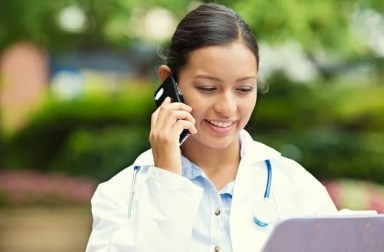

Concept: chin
[[191, 132, 239, 150]]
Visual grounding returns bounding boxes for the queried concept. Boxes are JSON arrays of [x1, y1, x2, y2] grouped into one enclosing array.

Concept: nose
[[214, 91, 237, 116]]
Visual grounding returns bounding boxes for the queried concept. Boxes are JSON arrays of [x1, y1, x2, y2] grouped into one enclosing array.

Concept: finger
[[172, 120, 198, 135], [152, 108, 193, 135], [162, 101, 192, 112], [166, 110, 196, 124], [155, 103, 195, 130], [150, 118, 197, 146], [151, 97, 173, 130], [151, 109, 160, 130], [161, 96, 172, 105], [157, 109, 196, 132]]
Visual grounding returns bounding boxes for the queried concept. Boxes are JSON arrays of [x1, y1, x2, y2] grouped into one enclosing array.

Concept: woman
[[86, 3, 337, 252]]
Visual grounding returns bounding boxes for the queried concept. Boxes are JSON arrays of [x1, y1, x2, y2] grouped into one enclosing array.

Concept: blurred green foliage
[[250, 74, 384, 183], [0, 0, 193, 51], [5, 85, 155, 181], [4, 75, 384, 183], [232, 0, 383, 54], [1, 0, 383, 57], [51, 126, 148, 181], [1, 0, 383, 184]]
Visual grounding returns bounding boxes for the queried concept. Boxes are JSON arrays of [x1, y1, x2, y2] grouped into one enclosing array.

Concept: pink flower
[[324, 179, 384, 213], [0, 170, 97, 207]]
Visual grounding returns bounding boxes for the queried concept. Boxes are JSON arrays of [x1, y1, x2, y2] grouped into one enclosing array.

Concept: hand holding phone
[[153, 76, 191, 144]]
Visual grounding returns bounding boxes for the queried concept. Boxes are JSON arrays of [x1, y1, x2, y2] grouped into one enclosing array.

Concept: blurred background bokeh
[[0, 0, 383, 251]]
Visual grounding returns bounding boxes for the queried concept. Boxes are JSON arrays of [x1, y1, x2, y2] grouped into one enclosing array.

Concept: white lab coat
[[86, 130, 337, 252]]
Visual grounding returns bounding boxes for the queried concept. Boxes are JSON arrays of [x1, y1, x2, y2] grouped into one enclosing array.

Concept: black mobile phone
[[153, 76, 190, 144]]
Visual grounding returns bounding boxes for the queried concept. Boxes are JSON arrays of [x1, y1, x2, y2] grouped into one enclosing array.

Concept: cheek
[[185, 93, 257, 120], [183, 93, 209, 117], [189, 101, 207, 119], [240, 97, 257, 118]]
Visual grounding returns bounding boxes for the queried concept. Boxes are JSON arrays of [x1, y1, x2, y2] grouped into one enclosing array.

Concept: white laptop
[[262, 214, 384, 252]]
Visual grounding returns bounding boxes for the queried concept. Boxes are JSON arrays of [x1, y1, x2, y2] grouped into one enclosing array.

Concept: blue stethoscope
[[252, 159, 278, 227], [128, 159, 277, 228]]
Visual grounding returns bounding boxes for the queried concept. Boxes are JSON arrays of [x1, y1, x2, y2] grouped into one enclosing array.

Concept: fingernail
[[164, 97, 171, 103]]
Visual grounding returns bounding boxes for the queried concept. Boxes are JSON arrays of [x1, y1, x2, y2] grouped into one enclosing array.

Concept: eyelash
[[197, 87, 216, 93], [197, 86, 254, 94], [237, 87, 254, 93]]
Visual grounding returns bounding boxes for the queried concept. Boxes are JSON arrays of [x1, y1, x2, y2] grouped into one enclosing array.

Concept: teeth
[[208, 120, 234, 128]]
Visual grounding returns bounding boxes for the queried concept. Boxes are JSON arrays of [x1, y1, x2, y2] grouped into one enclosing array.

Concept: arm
[[86, 166, 203, 252]]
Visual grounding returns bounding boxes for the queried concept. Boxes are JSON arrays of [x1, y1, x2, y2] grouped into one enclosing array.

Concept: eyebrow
[[194, 74, 257, 83]]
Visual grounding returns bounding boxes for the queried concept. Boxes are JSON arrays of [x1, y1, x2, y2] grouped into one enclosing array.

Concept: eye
[[236, 86, 254, 94], [197, 86, 217, 94]]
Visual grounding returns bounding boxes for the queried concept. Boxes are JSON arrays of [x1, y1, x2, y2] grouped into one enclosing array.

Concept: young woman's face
[[178, 40, 258, 149]]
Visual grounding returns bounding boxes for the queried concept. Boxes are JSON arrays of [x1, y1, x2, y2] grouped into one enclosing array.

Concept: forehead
[[181, 41, 258, 78]]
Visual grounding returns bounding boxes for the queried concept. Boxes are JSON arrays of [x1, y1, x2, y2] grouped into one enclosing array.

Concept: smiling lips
[[207, 120, 234, 128], [206, 119, 236, 134]]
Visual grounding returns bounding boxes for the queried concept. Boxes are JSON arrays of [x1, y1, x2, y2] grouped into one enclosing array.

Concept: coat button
[[214, 209, 221, 216], [214, 245, 221, 252]]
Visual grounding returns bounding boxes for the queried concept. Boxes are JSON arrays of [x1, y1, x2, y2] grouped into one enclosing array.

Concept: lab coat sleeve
[[86, 166, 204, 252]]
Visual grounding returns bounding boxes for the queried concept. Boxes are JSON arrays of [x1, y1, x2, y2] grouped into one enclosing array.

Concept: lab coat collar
[[239, 130, 281, 164], [132, 130, 281, 168], [133, 149, 154, 167], [131, 150, 203, 180], [231, 130, 281, 205]]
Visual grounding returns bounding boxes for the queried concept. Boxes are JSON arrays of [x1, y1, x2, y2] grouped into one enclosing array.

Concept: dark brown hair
[[166, 3, 259, 78]]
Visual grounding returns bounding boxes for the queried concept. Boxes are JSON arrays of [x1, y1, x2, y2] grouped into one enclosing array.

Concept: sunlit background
[[0, 0, 383, 251]]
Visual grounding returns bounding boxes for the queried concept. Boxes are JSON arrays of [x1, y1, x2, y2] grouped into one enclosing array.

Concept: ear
[[158, 65, 172, 83]]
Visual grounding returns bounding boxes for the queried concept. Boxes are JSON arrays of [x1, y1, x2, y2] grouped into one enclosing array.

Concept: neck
[[181, 136, 241, 190]]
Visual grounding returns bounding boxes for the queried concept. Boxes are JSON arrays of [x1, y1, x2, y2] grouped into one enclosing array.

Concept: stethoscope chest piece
[[251, 159, 278, 227], [252, 198, 278, 227]]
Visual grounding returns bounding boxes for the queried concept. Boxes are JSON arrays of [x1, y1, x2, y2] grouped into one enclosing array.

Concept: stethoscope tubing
[[252, 159, 274, 227], [128, 159, 274, 227], [264, 159, 272, 199], [128, 165, 140, 218]]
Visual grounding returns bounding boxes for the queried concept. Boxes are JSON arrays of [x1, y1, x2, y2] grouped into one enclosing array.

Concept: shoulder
[[242, 131, 336, 214], [270, 156, 336, 212], [241, 130, 324, 190], [92, 149, 153, 202], [271, 156, 337, 214], [104, 149, 153, 182], [271, 156, 323, 189]]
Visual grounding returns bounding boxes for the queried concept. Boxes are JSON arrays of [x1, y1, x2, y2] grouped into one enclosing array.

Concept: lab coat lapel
[[231, 162, 272, 251], [232, 130, 281, 204], [230, 131, 281, 251]]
